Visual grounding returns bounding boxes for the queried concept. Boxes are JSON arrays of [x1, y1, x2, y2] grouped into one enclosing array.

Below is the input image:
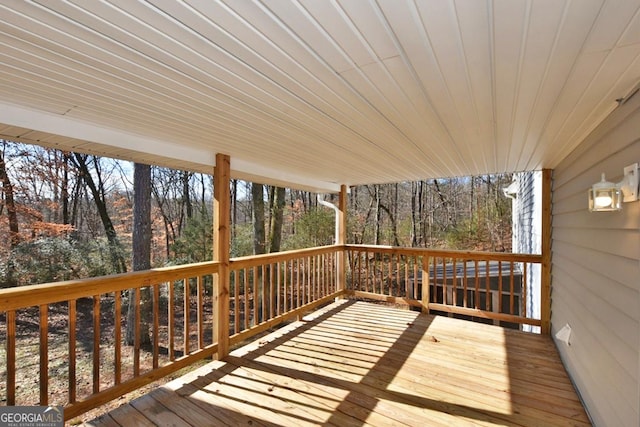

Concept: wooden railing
[[345, 245, 543, 328], [0, 244, 542, 420], [0, 246, 342, 420], [228, 246, 342, 346], [0, 261, 219, 419]]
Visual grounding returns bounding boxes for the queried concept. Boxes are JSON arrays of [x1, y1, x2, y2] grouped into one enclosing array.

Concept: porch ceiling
[[1, 1, 639, 192]]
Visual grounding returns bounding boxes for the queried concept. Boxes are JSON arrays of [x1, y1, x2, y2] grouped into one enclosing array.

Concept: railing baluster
[[168, 281, 175, 361], [452, 257, 457, 307], [509, 262, 515, 315], [498, 261, 503, 315], [197, 276, 204, 350], [362, 251, 368, 293], [153, 284, 160, 368], [442, 257, 447, 306], [184, 278, 190, 355], [463, 260, 468, 308], [261, 264, 267, 323], [412, 258, 418, 300], [276, 263, 281, 316], [319, 255, 324, 297], [7, 309, 16, 405], [283, 262, 288, 314], [134, 287, 141, 376], [485, 260, 491, 311], [314, 255, 318, 300], [40, 304, 48, 405], [324, 254, 328, 296], [114, 291, 121, 384], [309, 257, 314, 303], [244, 269, 249, 330], [252, 266, 258, 326], [474, 260, 479, 309], [522, 262, 528, 320], [307, 256, 312, 304], [387, 255, 392, 296], [351, 251, 362, 290], [270, 263, 275, 319], [92, 296, 99, 395], [296, 258, 301, 309], [379, 255, 384, 295], [234, 270, 240, 334], [68, 299, 77, 402], [301, 258, 306, 306]]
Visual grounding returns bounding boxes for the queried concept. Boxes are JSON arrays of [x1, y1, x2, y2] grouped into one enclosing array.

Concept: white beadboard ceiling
[[1, 0, 640, 192]]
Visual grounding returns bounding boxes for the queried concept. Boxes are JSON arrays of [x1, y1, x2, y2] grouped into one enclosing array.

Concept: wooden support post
[[213, 154, 231, 358], [337, 185, 347, 297], [421, 256, 430, 314], [541, 169, 552, 335]]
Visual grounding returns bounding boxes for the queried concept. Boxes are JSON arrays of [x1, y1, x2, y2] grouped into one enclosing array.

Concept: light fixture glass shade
[[588, 173, 622, 211]]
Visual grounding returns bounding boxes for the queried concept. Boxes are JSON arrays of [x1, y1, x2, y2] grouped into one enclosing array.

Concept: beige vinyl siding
[[552, 92, 640, 427]]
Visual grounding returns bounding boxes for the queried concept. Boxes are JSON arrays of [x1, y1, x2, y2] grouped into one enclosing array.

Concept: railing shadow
[[170, 299, 531, 425]]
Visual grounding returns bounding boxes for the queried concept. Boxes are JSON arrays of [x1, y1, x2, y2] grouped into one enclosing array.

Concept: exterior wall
[[509, 171, 542, 333], [552, 93, 640, 426]]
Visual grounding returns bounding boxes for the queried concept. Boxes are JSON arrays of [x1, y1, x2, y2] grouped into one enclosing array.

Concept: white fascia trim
[[0, 102, 214, 165], [1, 102, 342, 193]]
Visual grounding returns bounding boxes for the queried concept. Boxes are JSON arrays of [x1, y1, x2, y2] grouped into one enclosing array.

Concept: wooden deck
[[84, 300, 590, 426]]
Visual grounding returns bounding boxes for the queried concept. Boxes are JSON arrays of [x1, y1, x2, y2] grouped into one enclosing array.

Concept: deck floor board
[[84, 300, 590, 426]]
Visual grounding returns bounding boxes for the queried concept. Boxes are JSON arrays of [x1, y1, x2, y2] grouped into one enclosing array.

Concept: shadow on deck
[[84, 300, 589, 426]]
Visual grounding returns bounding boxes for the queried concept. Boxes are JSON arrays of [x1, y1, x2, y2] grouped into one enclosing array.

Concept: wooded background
[[0, 139, 513, 288]]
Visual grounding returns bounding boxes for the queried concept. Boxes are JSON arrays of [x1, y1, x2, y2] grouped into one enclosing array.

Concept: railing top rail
[[230, 245, 341, 270], [0, 261, 219, 311], [345, 244, 542, 263]]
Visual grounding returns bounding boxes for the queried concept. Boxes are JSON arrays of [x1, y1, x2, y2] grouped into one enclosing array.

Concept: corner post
[[337, 185, 347, 296], [421, 255, 430, 314], [541, 169, 552, 335], [213, 154, 231, 358]]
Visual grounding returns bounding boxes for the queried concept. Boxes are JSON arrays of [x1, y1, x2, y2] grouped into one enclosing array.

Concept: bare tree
[[251, 183, 266, 255], [72, 153, 127, 273], [126, 163, 152, 346], [0, 142, 19, 249]]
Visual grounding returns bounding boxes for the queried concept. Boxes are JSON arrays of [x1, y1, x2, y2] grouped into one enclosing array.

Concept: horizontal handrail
[[345, 244, 542, 263], [0, 261, 219, 311], [230, 245, 341, 269]]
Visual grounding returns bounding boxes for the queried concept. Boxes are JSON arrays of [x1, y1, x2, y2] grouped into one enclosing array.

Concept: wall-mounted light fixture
[[589, 163, 639, 212]]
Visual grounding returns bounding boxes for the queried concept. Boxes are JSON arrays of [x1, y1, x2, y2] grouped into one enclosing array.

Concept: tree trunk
[[126, 163, 152, 346], [231, 179, 238, 239], [374, 185, 381, 245], [269, 187, 286, 253], [61, 153, 70, 225], [0, 144, 19, 287], [182, 171, 192, 220], [0, 145, 19, 249], [411, 181, 418, 247], [251, 183, 266, 325], [251, 183, 266, 255]]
